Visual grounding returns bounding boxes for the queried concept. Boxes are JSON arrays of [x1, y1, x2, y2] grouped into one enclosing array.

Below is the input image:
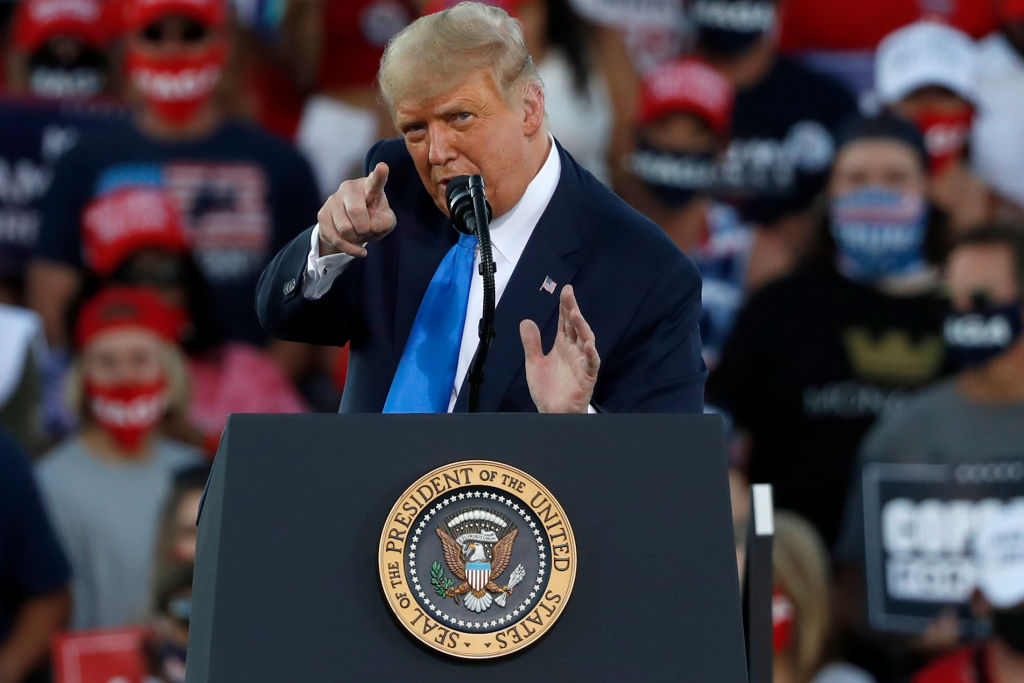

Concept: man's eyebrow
[[437, 100, 476, 115], [396, 116, 425, 132]]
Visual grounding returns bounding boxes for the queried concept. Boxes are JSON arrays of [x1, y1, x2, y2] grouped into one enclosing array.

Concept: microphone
[[445, 175, 492, 235], [443, 174, 496, 413]]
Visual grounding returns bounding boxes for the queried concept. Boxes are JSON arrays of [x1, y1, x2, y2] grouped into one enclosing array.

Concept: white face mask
[[27, 44, 108, 98]]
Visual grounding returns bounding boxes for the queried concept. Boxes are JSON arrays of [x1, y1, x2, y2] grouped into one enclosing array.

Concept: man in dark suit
[[255, 2, 705, 414]]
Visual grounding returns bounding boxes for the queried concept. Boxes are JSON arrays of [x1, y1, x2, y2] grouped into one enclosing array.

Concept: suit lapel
[[454, 144, 583, 412]]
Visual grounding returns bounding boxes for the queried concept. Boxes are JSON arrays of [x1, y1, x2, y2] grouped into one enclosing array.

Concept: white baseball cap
[[975, 501, 1024, 609], [875, 20, 977, 106]]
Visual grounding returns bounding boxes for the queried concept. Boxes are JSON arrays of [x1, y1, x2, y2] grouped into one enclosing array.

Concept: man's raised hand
[[519, 285, 601, 414], [317, 162, 397, 258]]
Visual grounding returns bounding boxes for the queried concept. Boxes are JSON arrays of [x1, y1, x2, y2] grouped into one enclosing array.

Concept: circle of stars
[[408, 489, 548, 632]]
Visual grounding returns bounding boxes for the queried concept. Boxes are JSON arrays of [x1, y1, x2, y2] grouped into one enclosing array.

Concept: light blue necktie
[[383, 233, 477, 413]]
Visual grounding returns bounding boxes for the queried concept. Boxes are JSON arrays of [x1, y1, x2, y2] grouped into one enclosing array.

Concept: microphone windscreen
[[446, 175, 475, 235]]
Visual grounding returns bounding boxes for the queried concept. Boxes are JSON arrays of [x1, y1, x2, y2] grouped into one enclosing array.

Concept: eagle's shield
[[466, 561, 490, 592]]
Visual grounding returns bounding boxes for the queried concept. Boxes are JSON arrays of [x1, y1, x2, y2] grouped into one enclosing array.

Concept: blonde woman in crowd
[[774, 511, 875, 683]]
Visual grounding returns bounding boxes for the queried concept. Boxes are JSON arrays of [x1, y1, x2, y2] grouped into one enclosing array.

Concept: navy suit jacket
[[256, 139, 706, 413]]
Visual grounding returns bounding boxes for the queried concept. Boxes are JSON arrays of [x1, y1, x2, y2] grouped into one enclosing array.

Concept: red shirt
[[779, 0, 1024, 53], [913, 646, 995, 683], [188, 343, 309, 454]]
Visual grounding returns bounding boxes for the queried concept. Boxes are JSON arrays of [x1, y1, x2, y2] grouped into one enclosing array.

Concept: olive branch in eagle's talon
[[431, 561, 462, 604]]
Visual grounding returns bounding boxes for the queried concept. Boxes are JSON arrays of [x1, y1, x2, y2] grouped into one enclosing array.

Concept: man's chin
[[432, 193, 450, 217]]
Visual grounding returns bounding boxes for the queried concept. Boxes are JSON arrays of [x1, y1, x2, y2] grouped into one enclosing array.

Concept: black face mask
[[27, 44, 108, 98], [944, 300, 1024, 370], [692, 0, 777, 58], [630, 140, 718, 209], [993, 609, 1024, 655]]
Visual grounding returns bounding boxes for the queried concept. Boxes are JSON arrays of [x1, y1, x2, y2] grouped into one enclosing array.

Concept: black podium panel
[[189, 414, 747, 681]]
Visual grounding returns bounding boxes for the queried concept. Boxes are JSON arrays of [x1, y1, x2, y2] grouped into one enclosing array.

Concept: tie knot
[[457, 232, 478, 250]]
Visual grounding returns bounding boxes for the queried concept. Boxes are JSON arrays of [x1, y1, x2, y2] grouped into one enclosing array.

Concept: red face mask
[[85, 377, 169, 451], [772, 586, 795, 654], [125, 42, 226, 124], [912, 108, 974, 175]]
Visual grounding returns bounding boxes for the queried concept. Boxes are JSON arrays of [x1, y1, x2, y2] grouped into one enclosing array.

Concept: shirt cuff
[[303, 226, 356, 300]]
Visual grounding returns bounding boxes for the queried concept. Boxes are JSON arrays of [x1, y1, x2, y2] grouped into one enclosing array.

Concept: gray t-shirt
[[836, 378, 1024, 561], [35, 436, 201, 629]]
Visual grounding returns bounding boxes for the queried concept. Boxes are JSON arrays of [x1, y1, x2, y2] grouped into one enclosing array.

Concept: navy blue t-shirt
[[35, 119, 321, 345], [719, 57, 858, 227], [0, 431, 70, 643], [0, 96, 127, 288]]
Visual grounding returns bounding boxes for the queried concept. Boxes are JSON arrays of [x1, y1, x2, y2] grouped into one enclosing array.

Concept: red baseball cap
[[637, 58, 735, 140], [13, 0, 110, 53], [75, 286, 188, 349], [82, 187, 190, 277], [122, 0, 227, 33]]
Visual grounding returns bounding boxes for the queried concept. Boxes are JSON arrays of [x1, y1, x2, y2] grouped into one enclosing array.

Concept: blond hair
[[773, 511, 832, 682], [65, 341, 190, 423], [377, 1, 541, 109]]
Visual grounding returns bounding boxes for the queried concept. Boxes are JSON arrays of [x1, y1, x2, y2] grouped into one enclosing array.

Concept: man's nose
[[427, 124, 458, 167]]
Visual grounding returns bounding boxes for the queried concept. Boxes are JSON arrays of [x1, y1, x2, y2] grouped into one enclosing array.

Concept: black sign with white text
[[863, 461, 1024, 634]]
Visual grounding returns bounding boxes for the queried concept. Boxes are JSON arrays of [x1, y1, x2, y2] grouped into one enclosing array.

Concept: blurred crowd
[[1, 0, 1024, 681]]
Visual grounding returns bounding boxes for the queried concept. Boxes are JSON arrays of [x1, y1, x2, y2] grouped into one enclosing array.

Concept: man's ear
[[522, 81, 545, 137]]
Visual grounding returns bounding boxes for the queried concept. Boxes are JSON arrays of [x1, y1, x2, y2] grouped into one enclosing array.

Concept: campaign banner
[[862, 461, 1024, 634], [52, 626, 149, 683]]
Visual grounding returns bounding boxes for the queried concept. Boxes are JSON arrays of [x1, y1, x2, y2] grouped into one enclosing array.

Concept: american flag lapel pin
[[540, 276, 557, 294]]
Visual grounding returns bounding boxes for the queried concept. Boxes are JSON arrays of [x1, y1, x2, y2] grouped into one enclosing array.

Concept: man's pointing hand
[[317, 162, 397, 258]]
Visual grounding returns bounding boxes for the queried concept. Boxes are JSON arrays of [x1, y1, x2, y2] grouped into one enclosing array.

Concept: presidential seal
[[378, 460, 576, 659]]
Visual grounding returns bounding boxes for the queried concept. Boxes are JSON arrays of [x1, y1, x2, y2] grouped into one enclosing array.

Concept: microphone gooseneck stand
[[467, 176, 496, 413]]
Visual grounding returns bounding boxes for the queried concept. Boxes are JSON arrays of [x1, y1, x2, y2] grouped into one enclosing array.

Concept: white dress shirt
[[302, 136, 564, 411]]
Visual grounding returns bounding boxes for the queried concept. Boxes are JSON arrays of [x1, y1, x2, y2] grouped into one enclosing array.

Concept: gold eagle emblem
[[434, 507, 521, 613]]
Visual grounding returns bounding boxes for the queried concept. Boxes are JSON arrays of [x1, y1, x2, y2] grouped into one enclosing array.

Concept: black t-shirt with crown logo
[[706, 263, 953, 547]]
